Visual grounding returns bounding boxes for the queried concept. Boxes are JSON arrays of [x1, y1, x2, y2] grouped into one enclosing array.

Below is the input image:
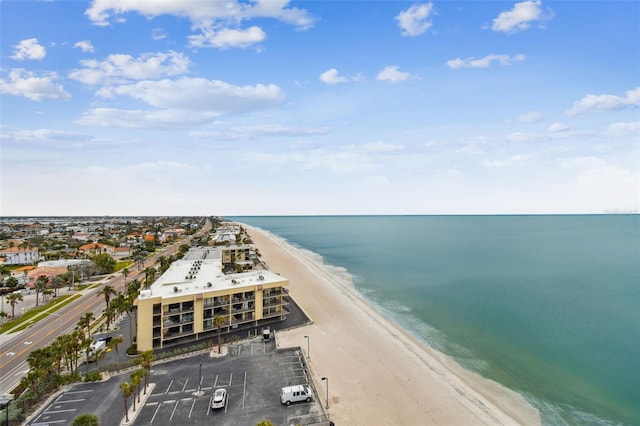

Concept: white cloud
[[319, 69, 348, 85], [1, 128, 85, 143], [566, 87, 640, 115], [74, 40, 95, 53], [11, 38, 46, 60], [101, 78, 283, 110], [76, 108, 221, 128], [377, 65, 410, 82], [604, 122, 640, 137], [69, 51, 191, 85], [152, 28, 167, 40], [0, 68, 70, 101], [188, 26, 266, 49], [85, 0, 315, 50], [548, 122, 569, 133], [190, 124, 331, 141], [484, 154, 532, 168], [491, 0, 552, 33], [447, 53, 526, 69], [395, 2, 434, 37], [517, 110, 544, 123], [78, 77, 285, 128], [243, 141, 406, 174]]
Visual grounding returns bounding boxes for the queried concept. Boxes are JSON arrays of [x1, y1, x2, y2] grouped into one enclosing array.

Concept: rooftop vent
[[207, 282, 212, 287], [258, 275, 264, 281], [173, 286, 178, 293]]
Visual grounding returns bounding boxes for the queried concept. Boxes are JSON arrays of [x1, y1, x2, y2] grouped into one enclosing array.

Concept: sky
[[1, 0, 639, 216]]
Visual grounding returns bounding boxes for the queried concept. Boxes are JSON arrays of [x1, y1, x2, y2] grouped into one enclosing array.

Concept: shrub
[[84, 371, 102, 382]]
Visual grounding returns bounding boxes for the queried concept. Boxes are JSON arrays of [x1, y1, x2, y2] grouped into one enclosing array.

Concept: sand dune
[[246, 225, 540, 426]]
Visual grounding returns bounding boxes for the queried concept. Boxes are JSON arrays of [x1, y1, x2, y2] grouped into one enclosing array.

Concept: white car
[[211, 388, 227, 410]]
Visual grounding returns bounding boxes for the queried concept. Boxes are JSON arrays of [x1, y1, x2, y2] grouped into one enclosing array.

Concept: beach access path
[[246, 225, 540, 426]]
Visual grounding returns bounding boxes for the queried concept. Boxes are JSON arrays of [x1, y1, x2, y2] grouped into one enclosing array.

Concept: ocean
[[229, 215, 640, 426]]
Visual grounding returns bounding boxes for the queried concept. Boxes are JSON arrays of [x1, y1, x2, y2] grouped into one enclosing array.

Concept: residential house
[[26, 266, 68, 289], [78, 242, 115, 257]]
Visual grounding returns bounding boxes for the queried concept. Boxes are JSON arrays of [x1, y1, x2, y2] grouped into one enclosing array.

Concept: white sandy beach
[[246, 225, 540, 426]]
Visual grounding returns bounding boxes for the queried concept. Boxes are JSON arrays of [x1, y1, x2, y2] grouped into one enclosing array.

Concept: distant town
[[0, 217, 203, 301]]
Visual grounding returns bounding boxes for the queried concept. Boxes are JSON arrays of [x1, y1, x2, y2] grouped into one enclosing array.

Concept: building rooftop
[[139, 247, 285, 300]]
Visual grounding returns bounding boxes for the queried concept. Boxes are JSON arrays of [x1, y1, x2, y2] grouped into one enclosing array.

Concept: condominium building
[[135, 247, 288, 351], [0, 247, 40, 265]]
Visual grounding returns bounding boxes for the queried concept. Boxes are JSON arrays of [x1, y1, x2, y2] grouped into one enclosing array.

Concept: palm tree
[[131, 369, 144, 406], [136, 350, 154, 394], [108, 335, 124, 372], [214, 315, 226, 354], [77, 312, 95, 339], [5, 292, 23, 318], [0, 311, 7, 324], [97, 285, 117, 329], [113, 294, 134, 347], [34, 275, 49, 307], [122, 268, 129, 286], [93, 347, 106, 372], [120, 381, 134, 422], [52, 274, 65, 298], [143, 267, 156, 288]]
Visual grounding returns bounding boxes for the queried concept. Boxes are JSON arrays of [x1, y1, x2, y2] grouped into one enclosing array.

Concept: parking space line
[[52, 399, 85, 403], [164, 379, 174, 394], [43, 408, 76, 414], [169, 400, 179, 421], [213, 374, 218, 388], [181, 378, 189, 392], [63, 390, 94, 394], [32, 421, 68, 425], [188, 398, 196, 418], [150, 402, 162, 423], [242, 371, 247, 410], [207, 395, 213, 416], [228, 372, 233, 386]]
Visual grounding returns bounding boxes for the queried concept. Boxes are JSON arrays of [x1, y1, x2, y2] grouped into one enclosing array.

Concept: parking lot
[[29, 338, 325, 426]]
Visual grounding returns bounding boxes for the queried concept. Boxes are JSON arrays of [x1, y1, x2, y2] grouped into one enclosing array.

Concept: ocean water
[[229, 215, 640, 426]]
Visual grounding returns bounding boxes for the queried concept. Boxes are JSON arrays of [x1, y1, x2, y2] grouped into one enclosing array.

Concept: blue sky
[[1, 0, 638, 216]]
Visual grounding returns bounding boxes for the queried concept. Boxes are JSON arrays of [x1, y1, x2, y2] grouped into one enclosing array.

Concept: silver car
[[211, 388, 227, 410]]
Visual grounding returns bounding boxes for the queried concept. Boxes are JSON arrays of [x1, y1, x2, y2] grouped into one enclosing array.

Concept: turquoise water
[[229, 215, 640, 425]]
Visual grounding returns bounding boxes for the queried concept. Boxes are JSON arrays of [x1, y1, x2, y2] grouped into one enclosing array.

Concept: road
[[0, 218, 211, 396]]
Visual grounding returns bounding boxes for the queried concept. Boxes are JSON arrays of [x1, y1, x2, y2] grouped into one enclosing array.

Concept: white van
[[280, 385, 313, 405]]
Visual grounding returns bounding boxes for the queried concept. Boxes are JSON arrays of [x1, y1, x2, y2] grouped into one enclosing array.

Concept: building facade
[[135, 247, 288, 351], [0, 247, 40, 265]]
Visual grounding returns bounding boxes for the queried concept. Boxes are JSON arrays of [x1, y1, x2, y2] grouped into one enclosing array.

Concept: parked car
[[280, 385, 313, 405], [211, 388, 227, 410]]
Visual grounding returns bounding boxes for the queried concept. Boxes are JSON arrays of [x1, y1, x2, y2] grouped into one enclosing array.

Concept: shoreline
[[245, 224, 540, 425]]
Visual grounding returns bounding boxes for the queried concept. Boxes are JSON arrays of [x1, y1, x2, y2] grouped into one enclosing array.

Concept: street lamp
[[321, 377, 329, 409], [193, 363, 204, 396], [303, 335, 310, 359]]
